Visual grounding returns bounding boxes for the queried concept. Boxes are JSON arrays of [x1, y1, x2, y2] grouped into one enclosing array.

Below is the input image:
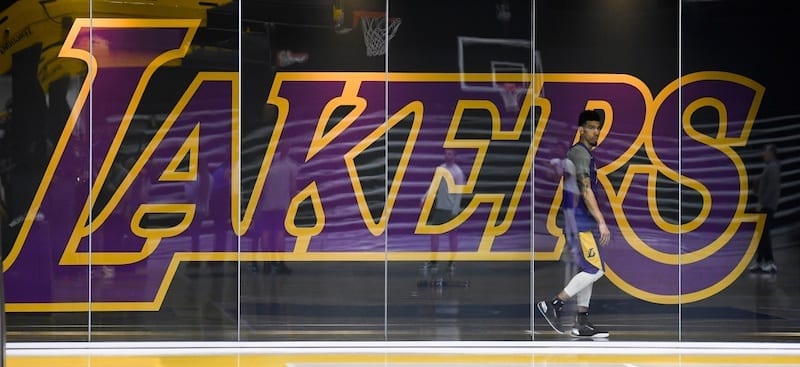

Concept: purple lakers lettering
[[1, 19, 765, 311]]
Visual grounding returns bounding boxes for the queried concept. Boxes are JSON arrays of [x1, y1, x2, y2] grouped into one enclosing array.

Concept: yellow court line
[[8, 353, 800, 367]]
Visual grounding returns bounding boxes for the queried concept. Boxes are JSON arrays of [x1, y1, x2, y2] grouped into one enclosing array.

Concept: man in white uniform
[[422, 148, 465, 273]]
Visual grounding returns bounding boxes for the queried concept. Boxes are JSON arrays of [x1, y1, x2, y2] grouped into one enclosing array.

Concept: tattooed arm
[[578, 172, 610, 246]]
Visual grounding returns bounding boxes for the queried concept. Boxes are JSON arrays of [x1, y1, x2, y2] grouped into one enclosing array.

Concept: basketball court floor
[[6, 343, 800, 366]]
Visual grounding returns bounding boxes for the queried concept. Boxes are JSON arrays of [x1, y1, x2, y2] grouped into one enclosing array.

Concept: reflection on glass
[[0, 0, 91, 341], [385, 0, 533, 341], [3, 0, 794, 348], [534, 0, 680, 341], [681, 1, 800, 342]]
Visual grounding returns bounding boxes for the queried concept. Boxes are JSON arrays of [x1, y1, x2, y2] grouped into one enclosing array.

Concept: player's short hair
[[765, 143, 778, 159], [765, 143, 776, 153], [578, 109, 602, 127]]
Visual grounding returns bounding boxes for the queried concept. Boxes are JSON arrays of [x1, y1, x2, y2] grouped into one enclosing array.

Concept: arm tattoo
[[577, 174, 591, 193]]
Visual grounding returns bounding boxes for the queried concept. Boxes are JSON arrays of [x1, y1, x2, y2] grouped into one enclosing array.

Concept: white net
[[360, 15, 402, 57], [500, 83, 521, 111]]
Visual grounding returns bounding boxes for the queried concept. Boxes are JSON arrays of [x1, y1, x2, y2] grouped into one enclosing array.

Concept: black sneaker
[[748, 262, 764, 273], [761, 262, 778, 274], [536, 299, 564, 334], [570, 320, 609, 338], [422, 261, 438, 272]]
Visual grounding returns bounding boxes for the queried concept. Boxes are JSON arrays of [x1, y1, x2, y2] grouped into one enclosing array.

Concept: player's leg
[[567, 231, 608, 338]]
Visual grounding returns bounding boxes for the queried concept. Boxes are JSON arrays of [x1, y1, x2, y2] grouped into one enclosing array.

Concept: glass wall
[[0, 0, 796, 345], [680, 1, 800, 342], [386, 0, 533, 340], [1, 0, 93, 342], [237, 0, 391, 341], [533, 0, 682, 341]]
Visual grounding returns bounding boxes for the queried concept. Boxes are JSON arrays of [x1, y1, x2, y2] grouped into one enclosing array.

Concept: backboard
[[457, 36, 543, 111]]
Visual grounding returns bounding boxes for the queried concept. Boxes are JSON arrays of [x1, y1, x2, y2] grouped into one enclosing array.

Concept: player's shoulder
[[567, 144, 590, 158]]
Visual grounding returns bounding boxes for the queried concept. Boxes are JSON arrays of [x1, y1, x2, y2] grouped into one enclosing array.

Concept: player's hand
[[598, 223, 610, 246]]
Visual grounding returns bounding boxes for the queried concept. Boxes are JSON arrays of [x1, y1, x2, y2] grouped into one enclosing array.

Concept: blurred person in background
[[749, 143, 780, 274]]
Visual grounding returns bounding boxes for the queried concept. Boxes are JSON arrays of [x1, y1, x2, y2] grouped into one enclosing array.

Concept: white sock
[[563, 270, 604, 300]]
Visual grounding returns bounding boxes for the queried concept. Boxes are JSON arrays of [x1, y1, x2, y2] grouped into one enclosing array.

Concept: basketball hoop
[[501, 83, 521, 111], [356, 11, 402, 57]]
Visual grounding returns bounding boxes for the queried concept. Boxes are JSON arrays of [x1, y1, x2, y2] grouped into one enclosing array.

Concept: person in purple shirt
[[185, 160, 214, 252], [253, 144, 297, 274], [210, 164, 232, 250]]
